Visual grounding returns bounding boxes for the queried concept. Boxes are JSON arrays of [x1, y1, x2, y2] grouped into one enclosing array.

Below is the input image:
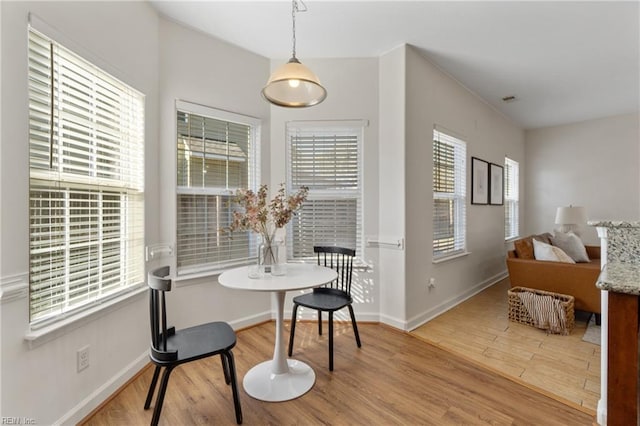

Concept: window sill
[[24, 286, 147, 348], [433, 251, 471, 264], [505, 236, 521, 243]]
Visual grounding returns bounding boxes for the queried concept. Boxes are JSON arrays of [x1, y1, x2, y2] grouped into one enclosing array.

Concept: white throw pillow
[[533, 238, 576, 263], [550, 231, 590, 263]]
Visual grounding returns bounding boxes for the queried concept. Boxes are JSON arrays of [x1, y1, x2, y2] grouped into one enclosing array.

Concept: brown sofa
[[506, 234, 602, 319]]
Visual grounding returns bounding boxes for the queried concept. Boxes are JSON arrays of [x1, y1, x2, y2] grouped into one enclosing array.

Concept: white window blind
[[176, 102, 259, 275], [433, 128, 467, 260], [286, 123, 363, 259], [28, 28, 145, 325], [504, 157, 520, 240]]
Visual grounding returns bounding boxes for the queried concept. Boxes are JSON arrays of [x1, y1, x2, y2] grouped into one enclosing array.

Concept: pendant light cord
[[291, 0, 297, 59], [291, 0, 307, 60]]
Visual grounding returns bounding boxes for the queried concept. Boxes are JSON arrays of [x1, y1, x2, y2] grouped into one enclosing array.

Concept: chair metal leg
[[151, 366, 174, 426], [224, 351, 243, 424], [348, 304, 362, 347], [221, 353, 231, 385], [288, 303, 299, 356], [328, 311, 334, 371], [318, 310, 323, 335], [144, 365, 161, 410]]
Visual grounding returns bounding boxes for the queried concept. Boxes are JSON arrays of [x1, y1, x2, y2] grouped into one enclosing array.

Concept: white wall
[[268, 57, 381, 322], [525, 113, 640, 245], [403, 45, 525, 329], [0, 2, 159, 424], [378, 46, 407, 328]]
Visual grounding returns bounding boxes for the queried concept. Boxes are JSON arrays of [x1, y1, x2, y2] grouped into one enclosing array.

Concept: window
[[28, 28, 145, 325], [433, 128, 467, 260], [504, 157, 520, 240], [175, 101, 260, 275], [286, 122, 364, 259]]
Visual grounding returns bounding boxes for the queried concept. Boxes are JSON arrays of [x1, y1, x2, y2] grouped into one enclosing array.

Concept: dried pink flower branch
[[226, 183, 309, 244]]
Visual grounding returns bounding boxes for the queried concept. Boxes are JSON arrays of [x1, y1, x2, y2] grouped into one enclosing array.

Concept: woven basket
[[508, 286, 575, 334]]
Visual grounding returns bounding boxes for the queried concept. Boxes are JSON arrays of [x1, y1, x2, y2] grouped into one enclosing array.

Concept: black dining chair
[[144, 266, 242, 426], [288, 246, 362, 371]]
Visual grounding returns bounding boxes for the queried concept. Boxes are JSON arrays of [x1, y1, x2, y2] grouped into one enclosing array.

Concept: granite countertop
[[588, 220, 640, 228], [596, 262, 640, 295]]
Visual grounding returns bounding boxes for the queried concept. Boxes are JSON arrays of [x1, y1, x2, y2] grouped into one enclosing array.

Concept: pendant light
[[261, 0, 327, 108]]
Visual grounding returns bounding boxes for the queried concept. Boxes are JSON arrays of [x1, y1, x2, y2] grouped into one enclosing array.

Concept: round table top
[[218, 263, 337, 292]]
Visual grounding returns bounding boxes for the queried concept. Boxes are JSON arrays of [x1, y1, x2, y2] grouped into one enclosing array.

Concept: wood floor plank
[[531, 350, 590, 372], [455, 325, 500, 342], [485, 340, 536, 361], [81, 321, 594, 425], [437, 335, 489, 356], [440, 404, 513, 426], [473, 357, 526, 379]]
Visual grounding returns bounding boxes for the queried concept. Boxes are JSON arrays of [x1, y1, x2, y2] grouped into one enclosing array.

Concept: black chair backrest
[[314, 246, 356, 295], [148, 266, 178, 362]]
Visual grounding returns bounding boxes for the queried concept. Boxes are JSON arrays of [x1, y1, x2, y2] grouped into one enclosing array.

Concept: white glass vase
[[259, 239, 286, 276]]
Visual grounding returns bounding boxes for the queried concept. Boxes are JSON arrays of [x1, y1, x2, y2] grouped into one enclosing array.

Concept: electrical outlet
[[77, 345, 90, 372]]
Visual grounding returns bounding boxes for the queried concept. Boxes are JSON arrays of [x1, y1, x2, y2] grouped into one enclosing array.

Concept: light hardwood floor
[[412, 278, 600, 413], [82, 320, 595, 425]]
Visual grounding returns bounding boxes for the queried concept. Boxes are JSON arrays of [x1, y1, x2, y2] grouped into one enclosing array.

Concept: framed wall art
[[471, 157, 489, 205], [489, 163, 504, 205]]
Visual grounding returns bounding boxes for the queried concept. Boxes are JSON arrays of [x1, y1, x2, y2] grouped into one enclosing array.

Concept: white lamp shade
[[261, 58, 327, 108], [555, 206, 587, 225]]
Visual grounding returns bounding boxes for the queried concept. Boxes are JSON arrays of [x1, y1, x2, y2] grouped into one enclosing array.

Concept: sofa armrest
[[586, 245, 600, 259]]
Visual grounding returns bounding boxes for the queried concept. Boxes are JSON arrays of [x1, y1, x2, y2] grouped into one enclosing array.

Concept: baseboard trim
[[76, 363, 154, 426], [378, 313, 407, 330], [228, 310, 272, 330], [58, 350, 150, 425], [405, 271, 508, 331], [597, 399, 606, 425], [283, 309, 380, 325]]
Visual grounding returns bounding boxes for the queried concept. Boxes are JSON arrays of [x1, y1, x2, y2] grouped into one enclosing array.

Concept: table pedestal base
[[243, 359, 315, 402]]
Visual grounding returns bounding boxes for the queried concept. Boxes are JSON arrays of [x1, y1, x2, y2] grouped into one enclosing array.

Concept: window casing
[[28, 28, 145, 326], [175, 101, 260, 275], [286, 122, 364, 259], [433, 128, 467, 260], [504, 157, 520, 240]]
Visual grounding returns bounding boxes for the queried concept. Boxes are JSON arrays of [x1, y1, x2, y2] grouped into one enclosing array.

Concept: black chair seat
[[292, 288, 352, 312], [151, 322, 237, 365]]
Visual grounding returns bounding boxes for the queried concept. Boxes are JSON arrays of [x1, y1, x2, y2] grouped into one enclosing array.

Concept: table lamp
[[555, 205, 587, 235]]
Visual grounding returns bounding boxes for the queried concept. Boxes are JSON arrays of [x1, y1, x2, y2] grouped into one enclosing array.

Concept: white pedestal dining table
[[218, 263, 337, 402]]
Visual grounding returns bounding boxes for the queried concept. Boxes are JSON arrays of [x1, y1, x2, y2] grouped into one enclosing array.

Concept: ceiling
[[150, 1, 640, 130]]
